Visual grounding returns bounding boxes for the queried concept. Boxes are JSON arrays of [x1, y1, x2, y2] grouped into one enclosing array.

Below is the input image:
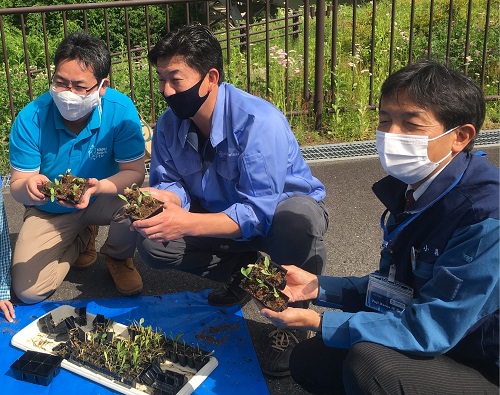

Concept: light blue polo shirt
[[9, 88, 145, 213]]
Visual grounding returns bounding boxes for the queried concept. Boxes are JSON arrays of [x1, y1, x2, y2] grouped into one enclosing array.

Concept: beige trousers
[[12, 195, 136, 304]]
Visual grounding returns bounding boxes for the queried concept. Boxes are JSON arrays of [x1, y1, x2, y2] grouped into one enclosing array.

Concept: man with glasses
[[9, 32, 145, 304]]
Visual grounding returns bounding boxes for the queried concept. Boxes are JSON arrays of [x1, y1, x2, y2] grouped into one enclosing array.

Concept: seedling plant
[[239, 255, 289, 312], [40, 169, 88, 204], [42, 309, 213, 392], [118, 183, 163, 221]]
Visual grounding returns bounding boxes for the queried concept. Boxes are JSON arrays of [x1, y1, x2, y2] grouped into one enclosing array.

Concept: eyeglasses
[[51, 79, 100, 96]]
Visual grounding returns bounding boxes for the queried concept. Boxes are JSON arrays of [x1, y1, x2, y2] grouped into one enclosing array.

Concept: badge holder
[[366, 274, 413, 315]]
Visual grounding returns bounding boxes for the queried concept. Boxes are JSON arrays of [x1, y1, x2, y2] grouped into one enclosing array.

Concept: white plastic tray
[[11, 305, 218, 395]]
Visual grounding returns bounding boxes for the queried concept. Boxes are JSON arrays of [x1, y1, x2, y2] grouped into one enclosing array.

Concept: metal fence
[[0, 0, 498, 130]]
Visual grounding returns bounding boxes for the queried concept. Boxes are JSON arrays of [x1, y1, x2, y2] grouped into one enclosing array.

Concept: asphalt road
[[3, 144, 499, 395]]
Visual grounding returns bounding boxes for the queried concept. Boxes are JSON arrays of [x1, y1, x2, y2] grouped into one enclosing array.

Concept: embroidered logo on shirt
[[88, 145, 108, 160], [420, 244, 440, 258], [217, 151, 239, 158]]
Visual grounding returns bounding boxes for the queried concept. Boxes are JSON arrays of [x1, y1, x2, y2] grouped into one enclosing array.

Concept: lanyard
[[380, 170, 465, 250]]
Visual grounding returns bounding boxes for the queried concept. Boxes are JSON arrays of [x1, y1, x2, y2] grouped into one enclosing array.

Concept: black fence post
[[314, 0, 325, 131]]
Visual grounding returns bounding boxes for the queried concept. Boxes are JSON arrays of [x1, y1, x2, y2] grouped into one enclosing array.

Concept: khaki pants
[[12, 195, 136, 304]]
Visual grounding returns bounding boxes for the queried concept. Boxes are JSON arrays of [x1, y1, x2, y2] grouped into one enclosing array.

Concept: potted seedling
[[38, 306, 215, 393], [118, 183, 164, 221], [239, 255, 289, 312], [40, 169, 89, 204]]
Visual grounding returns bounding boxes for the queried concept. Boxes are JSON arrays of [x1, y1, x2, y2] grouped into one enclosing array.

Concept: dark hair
[[148, 23, 224, 84], [380, 59, 485, 152], [54, 32, 111, 82]]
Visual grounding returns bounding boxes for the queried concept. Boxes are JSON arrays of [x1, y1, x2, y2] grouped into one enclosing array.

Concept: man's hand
[[139, 188, 182, 206], [281, 265, 320, 303], [132, 201, 189, 242], [71, 177, 99, 209], [132, 188, 241, 241], [0, 300, 15, 323], [258, 302, 322, 332], [11, 172, 50, 206]]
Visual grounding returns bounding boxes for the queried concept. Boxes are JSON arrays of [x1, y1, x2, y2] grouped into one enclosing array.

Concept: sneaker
[[261, 329, 306, 377], [103, 254, 143, 295], [73, 225, 99, 269], [208, 271, 251, 306]]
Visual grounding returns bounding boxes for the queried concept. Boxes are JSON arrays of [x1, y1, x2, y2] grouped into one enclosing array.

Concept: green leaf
[[118, 194, 129, 202], [240, 265, 253, 278]]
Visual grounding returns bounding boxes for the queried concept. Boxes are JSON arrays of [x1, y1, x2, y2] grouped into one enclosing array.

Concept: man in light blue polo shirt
[[9, 32, 145, 303]]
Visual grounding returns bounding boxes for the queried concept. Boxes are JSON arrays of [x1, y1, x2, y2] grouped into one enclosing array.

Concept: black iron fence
[[0, 0, 498, 131]]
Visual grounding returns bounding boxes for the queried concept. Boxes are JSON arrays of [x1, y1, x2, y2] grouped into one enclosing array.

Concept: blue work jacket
[[149, 82, 325, 239], [317, 152, 499, 370]]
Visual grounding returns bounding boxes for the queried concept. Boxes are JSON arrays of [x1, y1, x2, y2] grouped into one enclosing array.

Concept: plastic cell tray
[[11, 305, 218, 395]]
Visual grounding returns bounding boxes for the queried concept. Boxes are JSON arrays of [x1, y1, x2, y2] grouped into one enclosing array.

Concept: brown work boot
[[73, 225, 99, 269], [103, 254, 143, 295]]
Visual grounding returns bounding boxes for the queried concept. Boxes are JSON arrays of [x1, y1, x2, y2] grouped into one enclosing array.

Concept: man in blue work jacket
[[257, 60, 499, 394], [133, 24, 329, 377]]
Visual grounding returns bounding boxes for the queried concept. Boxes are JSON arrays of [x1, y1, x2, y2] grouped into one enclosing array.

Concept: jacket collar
[[372, 152, 470, 213], [177, 82, 227, 149]]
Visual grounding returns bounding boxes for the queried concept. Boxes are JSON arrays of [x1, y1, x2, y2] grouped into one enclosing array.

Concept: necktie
[[404, 189, 415, 211]]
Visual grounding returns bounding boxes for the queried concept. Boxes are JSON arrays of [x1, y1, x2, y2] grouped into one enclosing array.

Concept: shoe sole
[[116, 286, 143, 296]]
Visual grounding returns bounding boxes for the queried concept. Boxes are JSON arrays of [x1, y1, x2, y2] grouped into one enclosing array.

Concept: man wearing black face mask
[[133, 24, 329, 378]]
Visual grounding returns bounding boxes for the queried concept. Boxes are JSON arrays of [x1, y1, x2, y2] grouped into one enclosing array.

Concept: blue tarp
[[0, 289, 269, 394]]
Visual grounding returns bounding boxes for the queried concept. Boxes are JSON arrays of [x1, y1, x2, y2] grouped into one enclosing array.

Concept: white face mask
[[376, 126, 458, 185], [50, 80, 103, 121]]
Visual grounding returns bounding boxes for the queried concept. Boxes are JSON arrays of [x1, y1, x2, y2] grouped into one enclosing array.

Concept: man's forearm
[[95, 169, 145, 195], [187, 212, 241, 238]]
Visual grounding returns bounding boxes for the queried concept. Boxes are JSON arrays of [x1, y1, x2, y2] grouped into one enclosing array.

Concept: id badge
[[365, 274, 413, 315]]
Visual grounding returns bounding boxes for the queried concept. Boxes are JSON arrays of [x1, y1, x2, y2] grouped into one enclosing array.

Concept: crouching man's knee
[[136, 235, 184, 270], [13, 283, 54, 305], [343, 342, 400, 394]]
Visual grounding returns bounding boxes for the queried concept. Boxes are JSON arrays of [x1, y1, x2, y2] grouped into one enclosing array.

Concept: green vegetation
[[232, 0, 498, 145], [0, 0, 498, 176]]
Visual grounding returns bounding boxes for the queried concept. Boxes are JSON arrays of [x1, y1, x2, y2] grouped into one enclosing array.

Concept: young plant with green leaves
[[118, 183, 163, 221], [40, 169, 87, 204], [239, 255, 289, 312]]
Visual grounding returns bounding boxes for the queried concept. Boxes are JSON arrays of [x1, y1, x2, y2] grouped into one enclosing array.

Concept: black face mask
[[163, 77, 209, 119]]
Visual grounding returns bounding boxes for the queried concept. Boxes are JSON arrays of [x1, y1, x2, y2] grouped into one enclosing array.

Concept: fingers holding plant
[[281, 265, 320, 302], [133, 202, 188, 242], [39, 170, 90, 208], [27, 174, 51, 203], [258, 303, 321, 332]]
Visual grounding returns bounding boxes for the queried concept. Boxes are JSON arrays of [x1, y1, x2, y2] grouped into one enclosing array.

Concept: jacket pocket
[[430, 267, 463, 301]]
